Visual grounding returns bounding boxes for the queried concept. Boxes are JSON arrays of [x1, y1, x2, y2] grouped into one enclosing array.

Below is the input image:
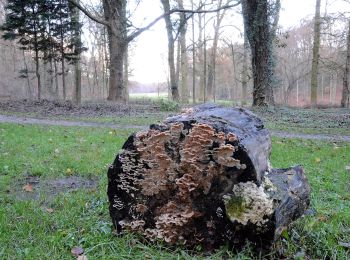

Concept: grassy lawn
[[0, 123, 349, 259], [253, 107, 350, 136]]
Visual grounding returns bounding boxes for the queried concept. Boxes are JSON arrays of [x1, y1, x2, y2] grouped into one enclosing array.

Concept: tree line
[[0, 0, 349, 107]]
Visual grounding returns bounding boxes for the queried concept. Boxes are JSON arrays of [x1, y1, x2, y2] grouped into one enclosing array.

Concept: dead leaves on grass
[[22, 184, 33, 192]]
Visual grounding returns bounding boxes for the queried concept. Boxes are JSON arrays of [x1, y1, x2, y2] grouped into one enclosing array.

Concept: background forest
[[0, 0, 349, 107]]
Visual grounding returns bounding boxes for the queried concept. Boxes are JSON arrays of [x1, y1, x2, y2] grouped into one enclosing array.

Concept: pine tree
[[1, 0, 85, 101]]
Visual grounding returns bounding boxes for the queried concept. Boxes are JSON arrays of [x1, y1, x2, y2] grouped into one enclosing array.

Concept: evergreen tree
[[1, 0, 85, 101]]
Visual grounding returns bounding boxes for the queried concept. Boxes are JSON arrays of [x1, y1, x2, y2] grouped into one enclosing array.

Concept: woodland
[[0, 0, 349, 107], [0, 0, 349, 259]]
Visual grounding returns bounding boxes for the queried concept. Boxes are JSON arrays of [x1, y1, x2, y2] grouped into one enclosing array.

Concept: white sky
[[127, 0, 350, 84]]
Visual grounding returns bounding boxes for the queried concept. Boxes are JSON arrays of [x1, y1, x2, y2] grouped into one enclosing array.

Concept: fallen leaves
[[71, 246, 84, 257], [45, 208, 54, 213], [22, 184, 33, 192]]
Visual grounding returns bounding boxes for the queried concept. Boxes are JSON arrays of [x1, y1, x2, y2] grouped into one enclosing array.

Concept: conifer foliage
[[1, 0, 85, 100]]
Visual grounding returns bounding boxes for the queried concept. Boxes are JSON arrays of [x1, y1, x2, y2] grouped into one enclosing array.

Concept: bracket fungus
[[107, 104, 311, 250]]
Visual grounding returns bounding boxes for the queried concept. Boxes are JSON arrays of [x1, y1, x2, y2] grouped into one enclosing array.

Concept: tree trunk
[[242, 0, 273, 107], [70, 0, 82, 105], [178, 0, 189, 103], [59, 18, 66, 101], [241, 35, 249, 105], [310, 0, 321, 107], [22, 50, 32, 99], [107, 104, 311, 251], [103, 0, 127, 103], [207, 0, 225, 101], [198, 12, 205, 102], [341, 19, 350, 108], [191, 0, 196, 104], [161, 0, 180, 102]]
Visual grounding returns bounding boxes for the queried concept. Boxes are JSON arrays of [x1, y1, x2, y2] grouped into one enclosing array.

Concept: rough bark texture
[[242, 0, 274, 107], [103, 0, 127, 102], [107, 104, 311, 251], [310, 0, 321, 107]]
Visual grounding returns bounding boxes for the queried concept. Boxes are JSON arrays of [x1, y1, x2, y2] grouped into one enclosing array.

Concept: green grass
[[253, 107, 350, 135], [0, 123, 349, 259]]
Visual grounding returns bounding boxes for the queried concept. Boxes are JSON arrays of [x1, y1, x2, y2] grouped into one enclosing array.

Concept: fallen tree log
[[107, 104, 311, 250]]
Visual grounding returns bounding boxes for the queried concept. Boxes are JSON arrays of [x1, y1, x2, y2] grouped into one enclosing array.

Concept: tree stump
[[107, 104, 311, 250]]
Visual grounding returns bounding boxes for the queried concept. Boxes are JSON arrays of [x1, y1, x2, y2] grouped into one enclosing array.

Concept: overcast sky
[[128, 0, 349, 84]]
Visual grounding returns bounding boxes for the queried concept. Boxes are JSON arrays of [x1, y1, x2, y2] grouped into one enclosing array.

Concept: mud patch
[[12, 175, 98, 201]]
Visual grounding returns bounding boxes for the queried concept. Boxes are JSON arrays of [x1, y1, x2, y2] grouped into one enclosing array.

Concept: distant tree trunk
[[54, 60, 59, 98], [33, 19, 41, 101], [191, 0, 196, 103], [241, 35, 249, 105], [178, 0, 189, 103], [310, 0, 321, 107], [70, 0, 82, 105], [124, 44, 129, 102], [198, 12, 205, 102], [22, 50, 32, 98], [242, 0, 273, 107], [341, 19, 350, 108], [59, 16, 66, 101], [230, 43, 239, 101], [207, 0, 225, 101], [161, 0, 180, 101], [266, 0, 280, 105], [203, 10, 207, 102], [176, 40, 181, 86]]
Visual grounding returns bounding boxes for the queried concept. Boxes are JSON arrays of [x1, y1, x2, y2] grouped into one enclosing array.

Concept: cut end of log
[[107, 104, 311, 250]]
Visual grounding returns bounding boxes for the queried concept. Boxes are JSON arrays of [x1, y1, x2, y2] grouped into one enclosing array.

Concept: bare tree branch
[[69, 0, 240, 42], [68, 0, 110, 27], [127, 1, 241, 42]]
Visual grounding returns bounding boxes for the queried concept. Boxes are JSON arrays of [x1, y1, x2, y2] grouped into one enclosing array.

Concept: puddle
[[11, 175, 99, 201]]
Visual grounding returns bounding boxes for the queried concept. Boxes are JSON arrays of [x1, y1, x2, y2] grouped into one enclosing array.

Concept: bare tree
[[207, 0, 227, 101], [177, 0, 189, 103], [310, 0, 322, 106], [161, 0, 180, 101], [341, 19, 350, 107]]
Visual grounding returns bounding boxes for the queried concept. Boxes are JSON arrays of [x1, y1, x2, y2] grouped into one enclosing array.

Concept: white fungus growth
[[223, 181, 274, 226]]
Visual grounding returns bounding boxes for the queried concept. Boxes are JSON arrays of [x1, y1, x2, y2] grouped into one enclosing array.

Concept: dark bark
[[241, 0, 274, 107], [103, 0, 127, 103], [341, 19, 350, 108], [107, 104, 311, 251], [70, 0, 82, 105]]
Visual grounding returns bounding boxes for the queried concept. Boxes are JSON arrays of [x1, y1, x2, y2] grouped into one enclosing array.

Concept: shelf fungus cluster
[[107, 104, 311, 250]]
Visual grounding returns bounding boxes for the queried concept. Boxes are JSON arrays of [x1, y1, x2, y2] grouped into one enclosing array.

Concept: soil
[[11, 175, 98, 202]]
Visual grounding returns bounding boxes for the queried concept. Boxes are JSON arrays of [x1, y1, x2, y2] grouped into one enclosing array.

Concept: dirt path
[[0, 114, 145, 130], [1, 114, 349, 142]]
